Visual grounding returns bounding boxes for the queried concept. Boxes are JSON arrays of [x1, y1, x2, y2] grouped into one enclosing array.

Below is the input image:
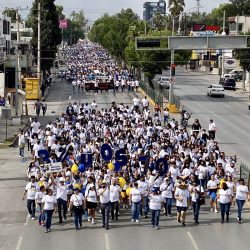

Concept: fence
[[140, 79, 181, 110], [239, 162, 250, 189], [140, 80, 163, 108]]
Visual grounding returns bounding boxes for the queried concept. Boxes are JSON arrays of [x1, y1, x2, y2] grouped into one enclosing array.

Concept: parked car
[[219, 78, 236, 90], [224, 70, 243, 81], [207, 84, 225, 97], [157, 76, 170, 89]]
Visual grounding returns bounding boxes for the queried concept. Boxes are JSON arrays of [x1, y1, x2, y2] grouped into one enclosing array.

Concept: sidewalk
[[0, 72, 60, 147]]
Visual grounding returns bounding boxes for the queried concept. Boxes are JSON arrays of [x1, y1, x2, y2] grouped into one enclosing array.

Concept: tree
[[3, 8, 20, 22], [89, 9, 139, 60], [27, 0, 62, 72], [56, 5, 65, 20], [168, 0, 185, 17], [63, 10, 87, 44]]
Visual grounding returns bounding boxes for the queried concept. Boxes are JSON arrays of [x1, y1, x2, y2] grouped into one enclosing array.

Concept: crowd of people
[[20, 40, 249, 233]]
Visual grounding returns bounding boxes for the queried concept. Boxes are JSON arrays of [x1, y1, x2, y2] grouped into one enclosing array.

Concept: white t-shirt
[[236, 185, 248, 200], [130, 188, 142, 202], [191, 186, 204, 202], [56, 184, 67, 201], [85, 189, 98, 203], [141, 98, 149, 107], [35, 191, 45, 204], [98, 188, 110, 203], [137, 180, 149, 197], [31, 121, 41, 134], [133, 98, 140, 106], [207, 180, 218, 190], [218, 189, 232, 204], [110, 185, 121, 202], [42, 195, 57, 210], [25, 182, 39, 200], [70, 193, 84, 206], [175, 187, 189, 207], [149, 194, 162, 210], [160, 182, 174, 199]]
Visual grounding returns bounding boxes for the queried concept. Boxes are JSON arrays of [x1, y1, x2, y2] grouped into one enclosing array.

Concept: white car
[[158, 76, 170, 88], [207, 84, 225, 97]]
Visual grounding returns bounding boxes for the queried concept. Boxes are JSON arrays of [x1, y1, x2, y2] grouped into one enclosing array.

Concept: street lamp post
[[169, 7, 198, 106]]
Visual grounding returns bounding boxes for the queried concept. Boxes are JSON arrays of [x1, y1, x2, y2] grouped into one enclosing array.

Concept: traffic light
[[171, 64, 176, 77]]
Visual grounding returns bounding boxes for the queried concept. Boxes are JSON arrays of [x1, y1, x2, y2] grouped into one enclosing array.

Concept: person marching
[[235, 178, 249, 224], [42, 188, 57, 233], [149, 187, 163, 230], [98, 180, 111, 230], [129, 182, 142, 223], [217, 182, 233, 223], [190, 181, 204, 224], [70, 187, 84, 230], [110, 178, 121, 221], [174, 178, 190, 226], [85, 183, 98, 224], [22, 175, 39, 220]]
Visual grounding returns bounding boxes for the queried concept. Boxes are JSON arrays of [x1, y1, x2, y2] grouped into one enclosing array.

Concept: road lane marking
[[187, 232, 199, 250], [24, 214, 29, 226], [105, 233, 110, 250], [16, 236, 23, 250]]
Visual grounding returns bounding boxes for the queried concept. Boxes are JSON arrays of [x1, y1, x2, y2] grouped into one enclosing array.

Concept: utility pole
[[169, 18, 175, 105], [37, 2, 41, 93], [196, 0, 201, 15], [15, 8, 20, 117]]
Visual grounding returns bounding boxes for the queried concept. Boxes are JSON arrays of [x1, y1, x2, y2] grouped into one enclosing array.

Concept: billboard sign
[[192, 24, 220, 37], [59, 19, 68, 29]]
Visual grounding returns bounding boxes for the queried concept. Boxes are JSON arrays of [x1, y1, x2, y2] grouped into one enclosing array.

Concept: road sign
[[136, 35, 250, 50]]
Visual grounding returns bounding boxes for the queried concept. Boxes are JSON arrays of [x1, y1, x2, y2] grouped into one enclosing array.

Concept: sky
[[0, 0, 229, 23]]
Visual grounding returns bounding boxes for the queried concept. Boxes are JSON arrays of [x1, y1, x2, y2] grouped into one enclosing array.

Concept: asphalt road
[[174, 70, 250, 166], [1, 78, 250, 250]]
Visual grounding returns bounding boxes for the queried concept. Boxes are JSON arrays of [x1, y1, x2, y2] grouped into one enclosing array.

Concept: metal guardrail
[[140, 78, 181, 110], [140, 81, 163, 108], [239, 162, 250, 189]]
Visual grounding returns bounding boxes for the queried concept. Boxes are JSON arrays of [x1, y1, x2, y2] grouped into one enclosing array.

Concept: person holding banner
[[51, 176, 68, 223]]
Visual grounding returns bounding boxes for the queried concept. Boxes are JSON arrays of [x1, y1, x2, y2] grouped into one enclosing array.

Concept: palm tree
[[168, 0, 185, 17]]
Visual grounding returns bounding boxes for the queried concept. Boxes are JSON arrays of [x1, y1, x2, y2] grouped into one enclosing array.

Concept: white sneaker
[[92, 219, 96, 224], [210, 208, 214, 212], [88, 217, 91, 222], [31, 217, 36, 220], [136, 219, 139, 223], [215, 209, 219, 213], [131, 219, 135, 222]]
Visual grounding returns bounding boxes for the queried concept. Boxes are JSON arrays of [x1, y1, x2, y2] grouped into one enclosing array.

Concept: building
[[228, 16, 250, 35], [0, 14, 11, 97], [143, 0, 166, 21]]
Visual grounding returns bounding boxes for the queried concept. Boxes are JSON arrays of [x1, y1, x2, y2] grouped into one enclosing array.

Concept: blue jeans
[[164, 198, 172, 215], [220, 202, 230, 221], [100, 202, 110, 228], [151, 209, 160, 226], [19, 147, 24, 157], [192, 201, 200, 223], [132, 201, 141, 220], [27, 199, 35, 218], [44, 209, 54, 229], [142, 196, 149, 216], [111, 201, 119, 220], [236, 199, 245, 221], [37, 203, 45, 223], [74, 207, 82, 228], [57, 198, 67, 222]]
